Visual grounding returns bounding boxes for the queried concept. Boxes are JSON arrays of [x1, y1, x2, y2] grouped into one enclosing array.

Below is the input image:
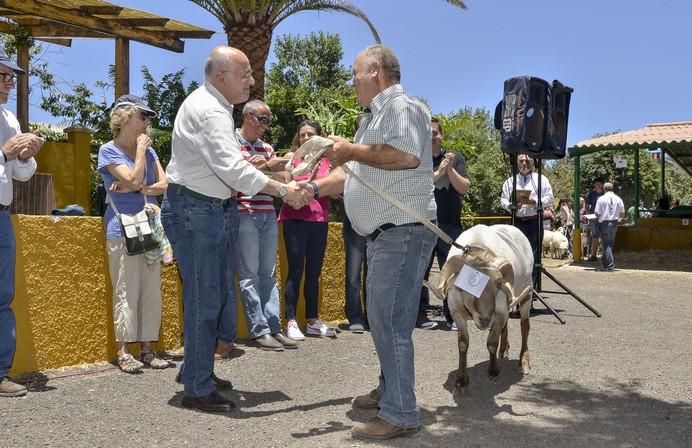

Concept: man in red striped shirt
[[235, 100, 297, 351]]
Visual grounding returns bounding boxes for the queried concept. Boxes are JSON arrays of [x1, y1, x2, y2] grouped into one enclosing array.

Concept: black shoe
[[175, 371, 233, 390], [211, 372, 233, 390], [181, 390, 236, 413]]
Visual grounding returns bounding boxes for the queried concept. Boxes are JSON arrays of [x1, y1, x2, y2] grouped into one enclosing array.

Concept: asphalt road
[[2, 264, 691, 448]]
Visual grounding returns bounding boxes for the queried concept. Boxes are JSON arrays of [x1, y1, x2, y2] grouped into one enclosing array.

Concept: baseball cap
[[0, 49, 25, 74], [111, 94, 157, 117]]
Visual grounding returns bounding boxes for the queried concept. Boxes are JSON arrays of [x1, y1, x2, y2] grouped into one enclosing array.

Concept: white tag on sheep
[[454, 265, 490, 299]]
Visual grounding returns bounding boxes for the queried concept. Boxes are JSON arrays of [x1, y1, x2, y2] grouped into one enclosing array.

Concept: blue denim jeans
[[161, 188, 239, 397], [419, 222, 462, 323], [343, 216, 367, 326], [237, 213, 280, 338], [366, 225, 436, 428], [598, 220, 618, 270], [0, 210, 16, 378]]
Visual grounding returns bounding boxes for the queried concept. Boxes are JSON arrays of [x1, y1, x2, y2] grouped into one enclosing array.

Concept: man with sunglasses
[[235, 99, 296, 352], [0, 50, 44, 397]]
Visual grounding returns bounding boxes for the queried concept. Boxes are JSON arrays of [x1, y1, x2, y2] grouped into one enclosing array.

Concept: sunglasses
[[139, 111, 154, 121], [0, 72, 16, 83], [250, 112, 271, 125]]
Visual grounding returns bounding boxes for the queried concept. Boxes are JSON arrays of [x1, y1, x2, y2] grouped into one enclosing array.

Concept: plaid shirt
[[344, 84, 436, 236]]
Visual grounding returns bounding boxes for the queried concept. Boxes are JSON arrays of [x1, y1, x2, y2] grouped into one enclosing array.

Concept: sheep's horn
[[423, 280, 445, 301]]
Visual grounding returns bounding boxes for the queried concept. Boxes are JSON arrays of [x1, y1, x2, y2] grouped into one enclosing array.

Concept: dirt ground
[[2, 260, 691, 448]]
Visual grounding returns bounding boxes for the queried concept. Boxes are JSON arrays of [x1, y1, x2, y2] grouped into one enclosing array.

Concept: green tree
[[265, 32, 355, 149], [188, 0, 467, 99], [436, 108, 507, 220]]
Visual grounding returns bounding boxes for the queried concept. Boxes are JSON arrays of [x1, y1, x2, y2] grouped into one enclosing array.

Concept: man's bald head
[[204, 46, 254, 105]]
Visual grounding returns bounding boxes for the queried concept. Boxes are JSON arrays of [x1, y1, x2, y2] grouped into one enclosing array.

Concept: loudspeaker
[[542, 80, 574, 159], [494, 76, 573, 159]]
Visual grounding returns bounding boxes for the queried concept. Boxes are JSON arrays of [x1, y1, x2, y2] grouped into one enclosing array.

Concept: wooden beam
[[106, 17, 170, 27], [35, 37, 72, 47], [16, 43, 28, 131], [114, 37, 129, 100], [0, 0, 185, 52], [79, 5, 123, 15], [0, 21, 110, 38]]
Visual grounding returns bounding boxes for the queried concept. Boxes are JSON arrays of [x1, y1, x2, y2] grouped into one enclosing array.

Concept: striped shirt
[[344, 84, 436, 236], [235, 129, 276, 214]]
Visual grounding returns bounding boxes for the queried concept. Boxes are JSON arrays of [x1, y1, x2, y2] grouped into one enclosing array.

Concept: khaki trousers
[[106, 238, 162, 342]]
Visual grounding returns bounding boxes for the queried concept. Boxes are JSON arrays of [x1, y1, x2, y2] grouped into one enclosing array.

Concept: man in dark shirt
[[417, 117, 470, 330], [585, 177, 604, 261]]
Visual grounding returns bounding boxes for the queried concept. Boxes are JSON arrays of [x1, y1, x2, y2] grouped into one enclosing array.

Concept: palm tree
[[189, 0, 467, 100]]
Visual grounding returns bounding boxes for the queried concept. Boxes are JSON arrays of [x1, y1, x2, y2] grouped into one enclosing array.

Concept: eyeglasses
[[219, 69, 253, 81], [250, 112, 270, 125], [0, 72, 16, 83], [139, 111, 153, 121]]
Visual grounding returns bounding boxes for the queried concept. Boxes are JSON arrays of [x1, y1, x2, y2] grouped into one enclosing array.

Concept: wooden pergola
[[0, 0, 214, 130]]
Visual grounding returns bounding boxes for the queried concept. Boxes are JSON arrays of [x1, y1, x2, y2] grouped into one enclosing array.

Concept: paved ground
[[2, 262, 691, 448]]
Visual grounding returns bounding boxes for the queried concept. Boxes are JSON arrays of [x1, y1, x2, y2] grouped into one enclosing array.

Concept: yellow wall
[[34, 127, 93, 211], [10, 216, 347, 376], [615, 217, 692, 252]]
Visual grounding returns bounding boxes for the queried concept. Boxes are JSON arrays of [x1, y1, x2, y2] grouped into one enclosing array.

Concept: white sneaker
[[306, 319, 337, 338], [286, 320, 305, 341]]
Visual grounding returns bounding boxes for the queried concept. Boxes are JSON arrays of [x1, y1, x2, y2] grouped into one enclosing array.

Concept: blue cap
[[0, 49, 25, 74], [112, 94, 157, 117]]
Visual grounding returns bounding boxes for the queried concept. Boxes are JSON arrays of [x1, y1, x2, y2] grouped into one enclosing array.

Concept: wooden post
[[114, 37, 130, 100], [16, 43, 30, 132]]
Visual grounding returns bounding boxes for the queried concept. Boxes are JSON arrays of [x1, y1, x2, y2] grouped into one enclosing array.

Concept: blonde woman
[[98, 95, 169, 373]]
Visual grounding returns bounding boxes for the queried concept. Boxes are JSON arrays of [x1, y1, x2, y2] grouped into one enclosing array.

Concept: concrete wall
[[10, 216, 347, 376]]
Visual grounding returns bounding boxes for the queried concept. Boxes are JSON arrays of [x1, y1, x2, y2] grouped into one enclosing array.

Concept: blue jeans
[[161, 188, 239, 397], [598, 220, 618, 270], [343, 216, 367, 326], [366, 225, 436, 428], [419, 222, 462, 323], [0, 210, 16, 378], [237, 213, 280, 338]]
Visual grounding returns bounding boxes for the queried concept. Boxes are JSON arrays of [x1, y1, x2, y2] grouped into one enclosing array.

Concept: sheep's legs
[[455, 319, 470, 395], [487, 316, 506, 380], [519, 302, 531, 374]]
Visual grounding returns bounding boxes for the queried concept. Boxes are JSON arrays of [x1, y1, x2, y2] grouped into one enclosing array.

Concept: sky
[[8, 0, 692, 147]]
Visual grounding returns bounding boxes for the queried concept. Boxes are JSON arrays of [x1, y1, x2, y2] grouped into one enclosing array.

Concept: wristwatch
[[278, 184, 288, 198]]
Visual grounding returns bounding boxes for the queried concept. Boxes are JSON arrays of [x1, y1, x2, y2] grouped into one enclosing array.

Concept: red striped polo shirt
[[235, 129, 276, 214]]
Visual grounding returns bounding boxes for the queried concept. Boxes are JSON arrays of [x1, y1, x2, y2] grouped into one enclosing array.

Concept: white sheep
[[430, 224, 534, 396]]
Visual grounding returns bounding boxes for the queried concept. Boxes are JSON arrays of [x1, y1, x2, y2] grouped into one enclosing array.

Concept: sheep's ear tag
[[454, 265, 490, 299]]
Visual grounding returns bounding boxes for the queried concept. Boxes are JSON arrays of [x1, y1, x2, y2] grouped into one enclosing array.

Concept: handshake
[[280, 180, 318, 210]]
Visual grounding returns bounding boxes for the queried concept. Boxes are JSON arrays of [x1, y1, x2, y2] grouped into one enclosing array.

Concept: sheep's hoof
[[500, 350, 510, 360], [488, 368, 501, 381], [519, 358, 531, 375], [453, 383, 468, 397]]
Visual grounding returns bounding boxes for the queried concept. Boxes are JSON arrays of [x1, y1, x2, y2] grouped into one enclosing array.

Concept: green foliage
[[294, 85, 361, 139], [265, 32, 353, 149], [578, 149, 660, 207], [666, 161, 692, 205], [141, 67, 198, 131], [437, 108, 507, 218], [29, 123, 67, 142], [544, 158, 574, 205]]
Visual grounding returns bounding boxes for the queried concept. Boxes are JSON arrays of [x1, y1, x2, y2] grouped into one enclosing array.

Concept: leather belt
[[0, 203, 10, 211], [367, 222, 427, 241], [169, 184, 233, 206], [515, 215, 538, 222]]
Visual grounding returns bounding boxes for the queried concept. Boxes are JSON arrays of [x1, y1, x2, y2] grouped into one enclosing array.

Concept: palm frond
[[272, 0, 381, 43], [445, 0, 468, 9]]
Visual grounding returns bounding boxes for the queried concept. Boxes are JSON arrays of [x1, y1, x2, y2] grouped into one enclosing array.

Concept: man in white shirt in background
[[161, 46, 307, 414], [594, 182, 625, 272], [0, 50, 44, 398]]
